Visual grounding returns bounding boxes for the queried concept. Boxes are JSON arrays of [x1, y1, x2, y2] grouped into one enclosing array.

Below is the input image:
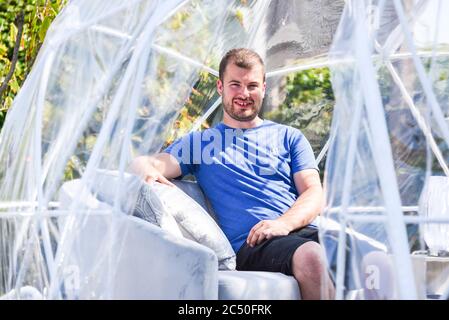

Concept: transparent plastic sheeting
[[2, 0, 449, 300], [0, 0, 345, 299], [322, 0, 449, 299]]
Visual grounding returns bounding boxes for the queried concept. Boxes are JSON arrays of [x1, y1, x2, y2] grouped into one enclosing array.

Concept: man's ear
[[216, 79, 223, 95]]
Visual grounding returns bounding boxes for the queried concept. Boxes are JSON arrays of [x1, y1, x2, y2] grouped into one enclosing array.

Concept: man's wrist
[[276, 216, 297, 233], [279, 211, 314, 231]]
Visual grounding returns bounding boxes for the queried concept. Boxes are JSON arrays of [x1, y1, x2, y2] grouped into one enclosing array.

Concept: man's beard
[[223, 98, 261, 122]]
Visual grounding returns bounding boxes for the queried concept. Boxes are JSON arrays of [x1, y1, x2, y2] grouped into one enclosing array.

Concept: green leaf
[[0, 42, 8, 55], [51, 2, 60, 13], [9, 76, 19, 92], [38, 16, 51, 41], [9, 22, 18, 43], [4, 96, 13, 109]]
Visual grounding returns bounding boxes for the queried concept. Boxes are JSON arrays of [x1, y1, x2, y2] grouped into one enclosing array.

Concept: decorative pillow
[[171, 180, 218, 222], [90, 170, 183, 238], [145, 182, 236, 270], [91, 170, 236, 270], [132, 181, 184, 238]]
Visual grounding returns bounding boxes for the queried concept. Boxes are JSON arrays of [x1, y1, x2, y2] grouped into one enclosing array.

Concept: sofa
[[57, 178, 301, 299], [57, 176, 390, 300]]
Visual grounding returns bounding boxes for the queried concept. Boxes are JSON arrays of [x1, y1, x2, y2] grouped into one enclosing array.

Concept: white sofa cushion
[[58, 179, 112, 211], [218, 271, 300, 300]]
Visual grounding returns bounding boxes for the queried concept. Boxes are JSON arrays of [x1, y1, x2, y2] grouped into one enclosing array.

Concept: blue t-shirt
[[164, 120, 318, 252]]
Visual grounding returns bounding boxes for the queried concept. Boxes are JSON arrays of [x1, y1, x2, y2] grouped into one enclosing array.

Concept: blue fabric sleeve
[[289, 128, 319, 174], [162, 133, 195, 177]]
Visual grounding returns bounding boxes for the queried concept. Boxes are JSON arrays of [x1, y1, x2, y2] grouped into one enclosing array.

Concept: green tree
[[0, 0, 67, 129], [264, 67, 334, 171]]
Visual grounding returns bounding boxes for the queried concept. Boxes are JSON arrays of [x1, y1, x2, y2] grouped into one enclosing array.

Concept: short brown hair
[[219, 48, 265, 81]]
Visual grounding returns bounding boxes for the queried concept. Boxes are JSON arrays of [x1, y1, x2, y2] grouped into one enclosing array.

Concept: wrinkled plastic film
[[323, 0, 449, 299], [4, 0, 449, 300]]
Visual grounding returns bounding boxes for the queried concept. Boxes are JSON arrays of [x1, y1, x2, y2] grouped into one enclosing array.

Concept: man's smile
[[234, 99, 253, 108]]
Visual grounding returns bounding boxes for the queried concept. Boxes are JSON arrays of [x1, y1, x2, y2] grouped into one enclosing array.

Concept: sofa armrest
[[69, 214, 218, 299], [114, 215, 219, 299]]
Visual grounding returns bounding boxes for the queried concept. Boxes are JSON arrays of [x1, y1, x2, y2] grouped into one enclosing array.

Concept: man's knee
[[292, 241, 326, 280]]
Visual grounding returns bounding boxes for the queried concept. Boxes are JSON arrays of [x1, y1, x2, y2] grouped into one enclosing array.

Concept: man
[[129, 48, 335, 299]]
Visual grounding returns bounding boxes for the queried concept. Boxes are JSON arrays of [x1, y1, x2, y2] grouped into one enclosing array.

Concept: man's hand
[[246, 219, 293, 247], [246, 169, 323, 248], [141, 166, 174, 186], [128, 155, 176, 186]]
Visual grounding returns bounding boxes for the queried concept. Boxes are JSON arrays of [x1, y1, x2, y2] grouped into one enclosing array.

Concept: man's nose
[[240, 86, 250, 97]]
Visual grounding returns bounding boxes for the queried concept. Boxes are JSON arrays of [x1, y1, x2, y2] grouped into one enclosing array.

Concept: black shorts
[[236, 225, 319, 276]]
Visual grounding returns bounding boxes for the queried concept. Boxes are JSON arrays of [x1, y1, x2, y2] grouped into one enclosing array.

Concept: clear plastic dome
[[1, 0, 449, 300]]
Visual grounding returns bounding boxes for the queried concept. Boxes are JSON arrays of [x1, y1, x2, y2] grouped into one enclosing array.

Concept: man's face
[[217, 62, 266, 122]]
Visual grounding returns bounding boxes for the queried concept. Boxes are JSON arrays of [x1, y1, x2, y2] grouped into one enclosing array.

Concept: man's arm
[[127, 153, 182, 186], [278, 169, 323, 229], [246, 169, 323, 247]]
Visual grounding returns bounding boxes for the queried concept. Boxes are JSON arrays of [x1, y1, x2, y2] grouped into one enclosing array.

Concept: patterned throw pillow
[[91, 170, 236, 270], [133, 183, 185, 237], [143, 182, 236, 270]]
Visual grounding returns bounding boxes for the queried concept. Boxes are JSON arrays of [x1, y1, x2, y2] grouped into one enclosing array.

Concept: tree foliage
[[265, 67, 334, 150], [0, 0, 67, 129]]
